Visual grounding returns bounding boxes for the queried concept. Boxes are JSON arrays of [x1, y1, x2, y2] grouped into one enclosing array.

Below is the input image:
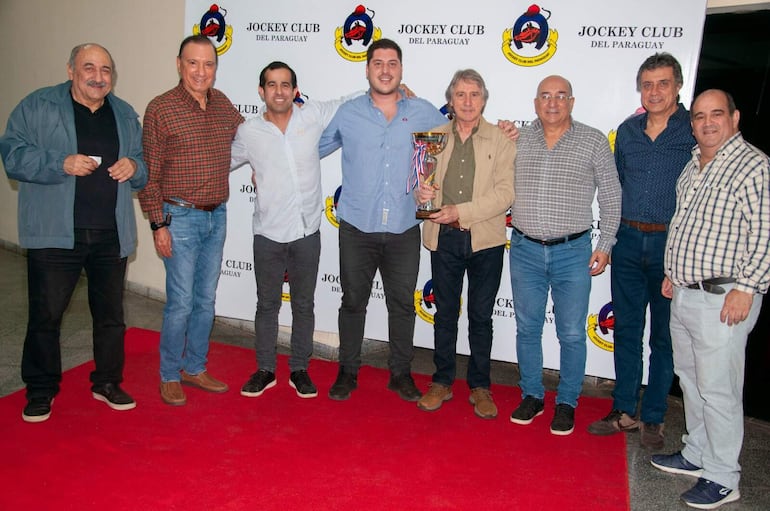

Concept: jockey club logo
[[192, 4, 234, 56], [324, 186, 342, 228], [587, 302, 615, 352], [334, 4, 382, 62], [414, 280, 463, 324], [282, 271, 291, 302], [502, 4, 558, 67], [415, 279, 437, 324]]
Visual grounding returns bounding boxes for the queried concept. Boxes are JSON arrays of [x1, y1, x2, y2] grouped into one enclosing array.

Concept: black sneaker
[[289, 370, 318, 398], [387, 373, 422, 402], [510, 396, 545, 425], [550, 403, 575, 435], [328, 369, 357, 401], [22, 396, 54, 423], [240, 369, 276, 397], [91, 383, 137, 411]]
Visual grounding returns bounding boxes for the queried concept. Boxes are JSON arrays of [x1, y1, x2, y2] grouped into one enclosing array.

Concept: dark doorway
[[693, 9, 770, 421]]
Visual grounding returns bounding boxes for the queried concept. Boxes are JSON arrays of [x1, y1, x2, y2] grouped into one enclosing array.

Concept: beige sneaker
[[417, 382, 453, 411], [469, 387, 497, 419]]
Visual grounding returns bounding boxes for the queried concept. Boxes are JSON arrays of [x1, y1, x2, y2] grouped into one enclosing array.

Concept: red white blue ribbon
[[407, 141, 427, 193]]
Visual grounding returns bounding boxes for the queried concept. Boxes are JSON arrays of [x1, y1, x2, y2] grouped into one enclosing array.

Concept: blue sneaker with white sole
[[650, 451, 704, 477], [681, 478, 740, 509]]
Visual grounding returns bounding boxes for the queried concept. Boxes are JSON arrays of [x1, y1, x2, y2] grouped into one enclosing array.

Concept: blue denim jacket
[[0, 81, 148, 257]]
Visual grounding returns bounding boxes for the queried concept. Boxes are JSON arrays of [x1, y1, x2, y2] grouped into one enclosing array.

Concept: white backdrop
[[184, 0, 707, 379]]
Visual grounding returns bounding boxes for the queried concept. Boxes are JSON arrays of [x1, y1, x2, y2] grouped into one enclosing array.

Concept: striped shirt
[[511, 118, 621, 254], [138, 82, 243, 223], [665, 133, 770, 294]]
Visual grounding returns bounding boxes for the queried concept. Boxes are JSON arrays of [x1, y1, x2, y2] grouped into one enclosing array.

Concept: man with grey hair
[[0, 43, 148, 422], [415, 69, 516, 419], [508, 75, 621, 435]]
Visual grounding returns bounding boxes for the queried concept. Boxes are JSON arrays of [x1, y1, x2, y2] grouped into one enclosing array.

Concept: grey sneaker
[[587, 409, 639, 435], [240, 369, 276, 397], [510, 396, 545, 425]]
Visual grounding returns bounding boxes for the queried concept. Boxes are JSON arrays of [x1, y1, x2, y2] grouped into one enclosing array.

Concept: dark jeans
[[253, 231, 320, 372], [337, 220, 420, 375], [431, 227, 504, 389], [610, 224, 673, 424], [22, 229, 127, 400]]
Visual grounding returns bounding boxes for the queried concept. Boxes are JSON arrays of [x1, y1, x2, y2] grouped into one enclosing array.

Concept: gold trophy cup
[[412, 131, 447, 219]]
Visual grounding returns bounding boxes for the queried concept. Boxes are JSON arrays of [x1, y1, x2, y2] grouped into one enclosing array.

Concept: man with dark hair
[[415, 69, 515, 419], [0, 43, 148, 422], [589, 52, 695, 449], [139, 35, 243, 406], [231, 61, 361, 399], [652, 89, 769, 510], [319, 39, 447, 401]]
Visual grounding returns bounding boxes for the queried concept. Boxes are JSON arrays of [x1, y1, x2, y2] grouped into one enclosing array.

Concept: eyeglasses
[[537, 93, 573, 102]]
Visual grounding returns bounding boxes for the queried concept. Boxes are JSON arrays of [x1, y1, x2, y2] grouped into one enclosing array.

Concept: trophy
[[411, 131, 447, 219]]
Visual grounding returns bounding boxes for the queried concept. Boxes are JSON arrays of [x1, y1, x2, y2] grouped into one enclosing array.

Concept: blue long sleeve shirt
[[614, 104, 695, 224], [319, 91, 446, 234]]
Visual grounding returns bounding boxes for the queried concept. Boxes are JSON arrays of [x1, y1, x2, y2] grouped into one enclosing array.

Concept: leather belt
[[685, 277, 736, 295], [440, 222, 468, 233], [512, 226, 589, 246], [164, 198, 220, 212], [622, 218, 667, 232]]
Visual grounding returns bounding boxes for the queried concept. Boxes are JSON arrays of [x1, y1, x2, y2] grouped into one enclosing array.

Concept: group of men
[[1, 35, 768, 510]]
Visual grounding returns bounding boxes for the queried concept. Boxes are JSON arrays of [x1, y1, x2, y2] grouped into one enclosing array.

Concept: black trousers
[[337, 221, 421, 375], [22, 229, 127, 399]]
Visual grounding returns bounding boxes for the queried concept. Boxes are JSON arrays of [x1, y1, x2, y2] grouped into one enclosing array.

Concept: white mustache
[[86, 80, 108, 88]]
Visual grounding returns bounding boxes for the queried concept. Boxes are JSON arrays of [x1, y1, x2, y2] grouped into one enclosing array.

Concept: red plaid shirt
[[139, 82, 243, 223]]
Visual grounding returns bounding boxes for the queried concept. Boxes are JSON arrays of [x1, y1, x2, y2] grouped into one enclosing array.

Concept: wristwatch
[[150, 214, 172, 231]]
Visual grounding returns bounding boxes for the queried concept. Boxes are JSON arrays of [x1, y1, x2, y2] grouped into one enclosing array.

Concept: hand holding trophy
[[410, 132, 447, 219]]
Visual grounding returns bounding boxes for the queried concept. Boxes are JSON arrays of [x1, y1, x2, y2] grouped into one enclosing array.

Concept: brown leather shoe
[[181, 370, 229, 393], [417, 382, 453, 411], [160, 381, 187, 406], [640, 422, 665, 450], [469, 387, 498, 419]]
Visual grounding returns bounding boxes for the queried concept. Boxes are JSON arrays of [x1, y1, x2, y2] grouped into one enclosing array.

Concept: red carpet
[[0, 328, 629, 510]]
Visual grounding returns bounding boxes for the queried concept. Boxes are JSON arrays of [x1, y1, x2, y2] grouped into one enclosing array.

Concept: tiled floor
[[1, 246, 768, 510]]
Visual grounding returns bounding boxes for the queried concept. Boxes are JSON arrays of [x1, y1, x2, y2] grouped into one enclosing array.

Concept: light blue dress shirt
[[319, 91, 446, 234]]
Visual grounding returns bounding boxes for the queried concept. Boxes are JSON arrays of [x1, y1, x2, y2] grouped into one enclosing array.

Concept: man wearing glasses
[[508, 75, 621, 435]]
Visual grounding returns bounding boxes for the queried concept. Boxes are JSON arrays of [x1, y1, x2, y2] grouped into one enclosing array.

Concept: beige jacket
[[421, 117, 516, 252]]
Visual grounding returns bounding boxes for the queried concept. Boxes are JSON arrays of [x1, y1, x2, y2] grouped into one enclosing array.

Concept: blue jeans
[[671, 284, 762, 489], [509, 230, 592, 408], [23, 229, 127, 399], [431, 227, 504, 389], [610, 224, 673, 424], [337, 220, 420, 375], [253, 231, 320, 372], [159, 202, 226, 382]]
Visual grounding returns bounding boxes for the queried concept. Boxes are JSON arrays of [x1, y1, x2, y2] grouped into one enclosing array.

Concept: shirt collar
[[174, 81, 211, 110], [691, 132, 744, 161]]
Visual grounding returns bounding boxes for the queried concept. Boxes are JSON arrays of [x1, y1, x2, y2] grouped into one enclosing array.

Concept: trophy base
[[416, 208, 441, 220]]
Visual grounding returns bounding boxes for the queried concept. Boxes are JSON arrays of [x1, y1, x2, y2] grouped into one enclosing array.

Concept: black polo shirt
[[72, 95, 119, 230]]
